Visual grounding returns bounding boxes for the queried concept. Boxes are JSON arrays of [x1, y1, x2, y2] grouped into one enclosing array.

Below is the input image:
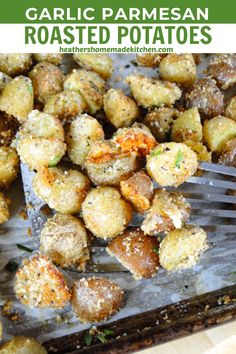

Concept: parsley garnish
[[84, 334, 92, 346], [153, 246, 159, 255], [5, 260, 19, 273], [150, 149, 163, 157], [16, 244, 33, 253], [48, 156, 61, 167], [175, 150, 183, 169]]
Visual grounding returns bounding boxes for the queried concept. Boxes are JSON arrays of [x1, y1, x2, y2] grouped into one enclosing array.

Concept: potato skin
[[73, 53, 113, 79], [0, 336, 47, 354], [126, 75, 182, 108], [203, 116, 236, 153], [64, 69, 105, 114], [171, 108, 203, 143], [0, 147, 19, 189], [159, 226, 208, 271], [0, 113, 19, 147], [107, 228, 160, 279], [225, 96, 236, 121], [40, 213, 89, 270], [103, 88, 139, 128], [0, 192, 10, 224], [120, 171, 154, 213], [82, 187, 132, 239], [146, 142, 198, 187], [0, 71, 12, 91], [0, 76, 34, 123], [66, 114, 104, 167], [185, 78, 224, 118], [71, 277, 124, 323], [29, 62, 64, 103], [136, 53, 166, 67], [219, 138, 236, 167], [33, 167, 90, 214], [0, 54, 32, 76], [33, 53, 63, 65], [43, 90, 87, 121], [207, 54, 236, 89], [160, 54, 196, 87]]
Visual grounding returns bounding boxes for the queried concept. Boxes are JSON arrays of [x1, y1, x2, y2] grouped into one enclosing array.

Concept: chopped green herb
[[27, 84, 33, 94], [96, 334, 107, 343], [150, 149, 163, 157], [16, 244, 33, 253], [5, 260, 19, 273], [103, 329, 114, 336], [130, 60, 138, 67], [153, 246, 159, 255], [175, 150, 183, 169], [48, 156, 61, 167], [84, 333, 93, 346]]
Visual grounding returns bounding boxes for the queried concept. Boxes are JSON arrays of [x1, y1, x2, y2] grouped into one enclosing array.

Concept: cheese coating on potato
[[136, 53, 166, 67], [82, 187, 132, 239], [33, 53, 63, 65], [171, 108, 203, 143], [184, 140, 212, 163], [0, 147, 19, 189], [207, 54, 236, 89], [71, 277, 124, 323], [66, 114, 104, 167], [219, 137, 236, 167], [225, 96, 236, 121], [0, 54, 32, 76], [0, 71, 12, 91], [0, 192, 10, 224], [159, 226, 208, 271], [73, 53, 113, 79], [15, 255, 71, 308], [126, 75, 182, 108], [141, 189, 190, 235], [0, 336, 47, 354], [146, 142, 198, 187]]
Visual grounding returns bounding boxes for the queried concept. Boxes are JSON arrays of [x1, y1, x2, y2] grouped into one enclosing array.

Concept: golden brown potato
[[225, 96, 236, 121], [85, 140, 138, 186], [143, 107, 179, 142], [0, 54, 32, 76], [15, 255, 70, 308], [43, 90, 87, 121], [160, 54, 196, 87], [120, 171, 154, 213], [126, 75, 182, 108], [159, 226, 208, 271], [185, 78, 224, 118], [0, 76, 34, 123], [146, 142, 198, 187], [33, 167, 90, 214], [73, 53, 113, 79], [64, 69, 105, 114], [113, 123, 157, 157], [103, 88, 139, 128], [203, 116, 236, 153], [207, 54, 236, 89], [0, 113, 19, 147], [184, 140, 212, 163], [107, 228, 160, 279], [141, 189, 190, 235], [71, 277, 124, 323], [0, 336, 47, 354], [0, 192, 10, 224], [0, 71, 12, 91], [82, 186, 132, 239], [66, 114, 104, 167], [219, 138, 236, 167], [136, 53, 166, 67], [16, 110, 66, 170], [40, 213, 89, 270], [0, 147, 19, 189], [29, 62, 64, 103], [171, 108, 203, 143], [33, 53, 63, 65]]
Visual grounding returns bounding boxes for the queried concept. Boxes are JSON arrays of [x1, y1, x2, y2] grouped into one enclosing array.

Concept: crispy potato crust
[[0, 192, 10, 224], [33, 53, 63, 65], [73, 53, 113, 79], [0, 54, 32, 76], [219, 138, 236, 167], [207, 54, 236, 89], [0, 336, 47, 354], [0, 147, 19, 189]]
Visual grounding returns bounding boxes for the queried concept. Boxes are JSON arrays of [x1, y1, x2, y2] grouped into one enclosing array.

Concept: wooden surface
[[139, 321, 236, 354]]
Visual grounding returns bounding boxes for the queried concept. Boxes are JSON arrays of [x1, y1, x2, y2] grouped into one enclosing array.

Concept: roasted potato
[[225, 96, 236, 121], [64, 69, 105, 114], [126, 75, 182, 108], [82, 186, 132, 239], [219, 138, 236, 167], [40, 213, 89, 270], [160, 54, 196, 87], [103, 88, 139, 128], [120, 171, 154, 213], [159, 226, 208, 271], [0, 147, 19, 189], [203, 116, 236, 153], [43, 90, 87, 121], [14, 255, 71, 308], [0, 54, 32, 76], [184, 140, 212, 163], [171, 108, 203, 142], [73, 53, 113, 79], [29, 62, 64, 103], [0, 71, 12, 91], [33, 167, 90, 214], [143, 107, 179, 142], [141, 189, 190, 235], [0, 76, 34, 123], [71, 277, 124, 323], [0, 336, 47, 354], [185, 78, 224, 118], [146, 142, 198, 187], [207, 54, 236, 89], [0, 113, 19, 146], [0, 192, 10, 224], [16, 110, 66, 170], [66, 114, 104, 167], [33, 53, 63, 65], [85, 140, 138, 186], [107, 228, 160, 279], [136, 53, 166, 67]]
